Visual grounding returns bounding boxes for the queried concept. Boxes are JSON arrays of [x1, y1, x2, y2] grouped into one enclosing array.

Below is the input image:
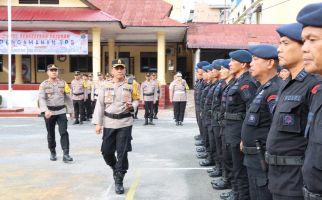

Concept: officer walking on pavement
[[265, 23, 319, 200], [297, 3, 322, 200], [222, 50, 258, 200], [241, 44, 281, 200], [140, 73, 158, 125], [71, 71, 87, 125], [169, 72, 189, 126], [38, 64, 74, 163], [92, 59, 136, 194]]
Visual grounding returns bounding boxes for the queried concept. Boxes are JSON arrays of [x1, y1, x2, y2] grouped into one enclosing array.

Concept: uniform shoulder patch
[[267, 94, 277, 102], [311, 84, 321, 95], [240, 84, 249, 91]]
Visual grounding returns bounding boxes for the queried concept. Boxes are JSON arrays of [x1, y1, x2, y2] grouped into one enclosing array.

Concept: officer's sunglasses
[[49, 69, 58, 72]]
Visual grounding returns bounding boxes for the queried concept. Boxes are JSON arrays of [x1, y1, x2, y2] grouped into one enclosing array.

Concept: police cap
[[248, 44, 278, 60], [112, 59, 126, 68], [297, 3, 322, 27], [276, 23, 303, 43], [229, 50, 252, 63], [47, 64, 58, 71]]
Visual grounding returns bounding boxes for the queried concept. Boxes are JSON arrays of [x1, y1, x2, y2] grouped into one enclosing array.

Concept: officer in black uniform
[[241, 44, 281, 200], [265, 23, 319, 200], [212, 61, 235, 194], [222, 50, 258, 200], [194, 61, 210, 147], [208, 59, 230, 178], [200, 61, 221, 166], [297, 3, 322, 200]]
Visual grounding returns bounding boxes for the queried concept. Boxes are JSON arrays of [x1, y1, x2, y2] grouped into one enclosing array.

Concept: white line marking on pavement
[[138, 167, 212, 170]]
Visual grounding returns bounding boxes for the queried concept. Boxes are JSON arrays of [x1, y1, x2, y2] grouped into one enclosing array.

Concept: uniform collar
[[294, 69, 308, 82]]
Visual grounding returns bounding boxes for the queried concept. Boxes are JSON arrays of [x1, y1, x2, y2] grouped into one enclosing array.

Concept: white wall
[[0, 90, 38, 108]]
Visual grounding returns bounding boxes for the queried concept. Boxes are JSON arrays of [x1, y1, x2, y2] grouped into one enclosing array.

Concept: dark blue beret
[[205, 64, 214, 72], [212, 59, 224, 70], [229, 50, 252, 63], [248, 44, 278, 60], [202, 64, 209, 72], [196, 61, 210, 69], [276, 23, 303, 43], [222, 59, 231, 69], [297, 3, 322, 27]]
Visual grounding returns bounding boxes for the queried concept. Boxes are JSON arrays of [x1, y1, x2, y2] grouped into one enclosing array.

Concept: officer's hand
[[45, 111, 52, 119], [240, 141, 243, 152], [153, 100, 156, 104], [95, 125, 102, 135], [69, 113, 74, 120]]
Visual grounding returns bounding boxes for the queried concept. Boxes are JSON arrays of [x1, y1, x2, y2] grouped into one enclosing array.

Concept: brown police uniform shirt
[[140, 80, 158, 102], [91, 80, 105, 101], [170, 79, 188, 102], [71, 79, 86, 101]]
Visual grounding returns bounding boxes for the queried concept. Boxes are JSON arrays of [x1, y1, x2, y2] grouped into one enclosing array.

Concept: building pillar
[[193, 48, 200, 85], [92, 27, 101, 80], [108, 38, 115, 73], [157, 32, 166, 84], [14, 54, 23, 84]]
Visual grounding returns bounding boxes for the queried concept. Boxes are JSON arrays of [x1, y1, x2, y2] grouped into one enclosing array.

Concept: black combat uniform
[[241, 75, 281, 200], [195, 79, 206, 144], [223, 71, 258, 200], [266, 70, 318, 200]]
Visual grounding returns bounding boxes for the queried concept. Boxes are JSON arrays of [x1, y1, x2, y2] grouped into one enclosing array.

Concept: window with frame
[[70, 55, 92, 72], [19, 0, 59, 4], [0, 55, 3, 72], [140, 52, 157, 72], [37, 55, 54, 71]]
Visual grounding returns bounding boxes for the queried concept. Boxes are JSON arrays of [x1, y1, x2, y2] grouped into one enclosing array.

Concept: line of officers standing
[[193, 3, 322, 200]]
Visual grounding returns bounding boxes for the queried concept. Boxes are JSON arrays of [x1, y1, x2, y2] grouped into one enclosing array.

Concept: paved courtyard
[[0, 109, 227, 200]]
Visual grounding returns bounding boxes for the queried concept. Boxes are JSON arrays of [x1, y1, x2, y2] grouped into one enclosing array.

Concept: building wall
[[193, 3, 221, 23], [0, 0, 87, 7], [229, 0, 321, 24]]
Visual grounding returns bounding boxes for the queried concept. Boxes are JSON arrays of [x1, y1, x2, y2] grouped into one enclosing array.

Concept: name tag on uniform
[[284, 95, 301, 102]]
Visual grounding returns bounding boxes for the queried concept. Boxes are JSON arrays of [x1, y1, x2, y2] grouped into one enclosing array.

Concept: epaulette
[[127, 78, 133, 85], [296, 70, 308, 82]]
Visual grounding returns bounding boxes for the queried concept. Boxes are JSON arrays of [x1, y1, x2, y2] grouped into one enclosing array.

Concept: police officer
[[169, 72, 189, 126], [151, 72, 161, 119], [208, 59, 230, 179], [265, 23, 319, 200], [212, 61, 235, 194], [297, 3, 322, 200], [38, 64, 74, 163], [91, 72, 105, 113], [241, 44, 281, 200], [71, 71, 87, 125], [130, 75, 140, 119], [82, 74, 92, 120], [222, 50, 258, 200], [194, 61, 210, 147], [140, 73, 158, 125], [92, 59, 135, 194]]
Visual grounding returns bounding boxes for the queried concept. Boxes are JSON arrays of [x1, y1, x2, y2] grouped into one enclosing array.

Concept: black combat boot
[[176, 121, 179, 126], [50, 149, 57, 161], [149, 118, 155, 125], [143, 118, 148, 125], [209, 163, 222, 178], [73, 119, 79, 125], [179, 121, 183, 126], [63, 150, 73, 163], [113, 172, 125, 194], [153, 114, 158, 119], [79, 120, 83, 125]]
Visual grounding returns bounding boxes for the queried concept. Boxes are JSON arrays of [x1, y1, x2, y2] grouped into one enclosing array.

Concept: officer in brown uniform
[[91, 72, 105, 113], [71, 71, 87, 125], [92, 59, 135, 194], [151, 72, 161, 119], [140, 73, 158, 125], [38, 64, 74, 163], [82, 73, 92, 120]]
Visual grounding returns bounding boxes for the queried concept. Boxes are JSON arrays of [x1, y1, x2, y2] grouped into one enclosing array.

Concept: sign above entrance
[[0, 30, 88, 55]]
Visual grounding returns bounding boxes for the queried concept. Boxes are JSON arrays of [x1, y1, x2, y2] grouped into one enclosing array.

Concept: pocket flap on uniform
[[248, 103, 260, 113], [279, 100, 302, 113], [256, 176, 268, 187]]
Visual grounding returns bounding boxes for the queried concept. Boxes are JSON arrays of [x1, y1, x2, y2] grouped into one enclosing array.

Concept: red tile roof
[[0, 6, 119, 22], [87, 0, 186, 27], [187, 23, 280, 49]]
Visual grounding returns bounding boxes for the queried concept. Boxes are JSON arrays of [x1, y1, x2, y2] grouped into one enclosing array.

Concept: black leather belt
[[265, 152, 304, 166], [47, 105, 65, 111], [94, 94, 98, 96], [143, 93, 154, 96], [224, 112, 245, 121], [242, 147, 259, 155], [104, 112, 132, 119], [73, 92, 84, 96], [303, 186, 322, 200]]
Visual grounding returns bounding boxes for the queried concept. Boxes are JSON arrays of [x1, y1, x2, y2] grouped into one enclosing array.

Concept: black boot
[[143, 118, 148, 125], [73, 119, 79, 125], [80, 120, 83, 125], [113, 172, 125, 194], [50, 149, 57, 161], [149, 118, 155, 125], [176, 121, 179, 126], [179, 121, 183, 126], [153, 114, 158, 119], [63, 150, 73, 163]]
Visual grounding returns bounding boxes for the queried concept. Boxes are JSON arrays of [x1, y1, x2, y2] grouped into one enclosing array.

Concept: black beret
[[297, 3, 322, 27], [276, 23, 303, 43], [249, 44, 278, 59], [229, 50, 252, 63]]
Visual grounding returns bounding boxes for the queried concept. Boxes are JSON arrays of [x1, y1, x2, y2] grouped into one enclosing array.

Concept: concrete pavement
[[0, 111, 228, 200]]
